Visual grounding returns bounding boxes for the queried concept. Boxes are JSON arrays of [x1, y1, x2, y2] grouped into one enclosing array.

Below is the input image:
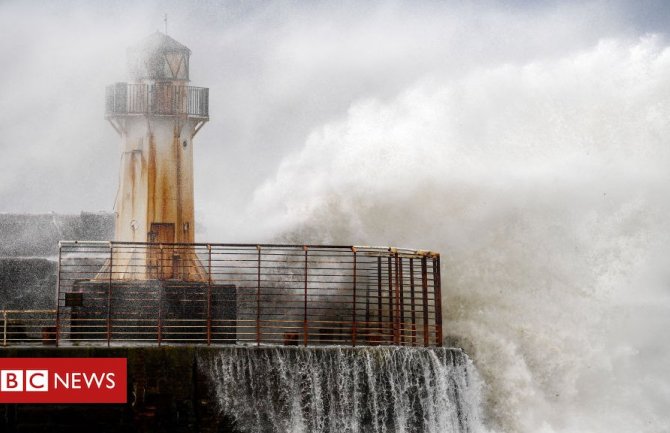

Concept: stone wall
[[0, 212, 114, 310], [0, 258, 57, 309]]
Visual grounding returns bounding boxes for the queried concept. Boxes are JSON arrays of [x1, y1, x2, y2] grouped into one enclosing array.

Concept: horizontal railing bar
[[0, 310, 57, 314], [58, 241, 438, 256]]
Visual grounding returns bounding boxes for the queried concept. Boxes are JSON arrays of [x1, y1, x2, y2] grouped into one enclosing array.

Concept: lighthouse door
[[148, 223, 175, 280]]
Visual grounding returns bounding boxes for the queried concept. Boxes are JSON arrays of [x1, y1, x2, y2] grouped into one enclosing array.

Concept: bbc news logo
[[0, 358, 126, 403], [1, 370, 116, 392]]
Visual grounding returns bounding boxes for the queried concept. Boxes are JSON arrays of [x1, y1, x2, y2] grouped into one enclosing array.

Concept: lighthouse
[[67, 34, 235, 340], [104, 32, 209, 280]]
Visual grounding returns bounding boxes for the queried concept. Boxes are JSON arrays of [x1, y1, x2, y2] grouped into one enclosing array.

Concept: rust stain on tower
[[104, 32, 209, 280]]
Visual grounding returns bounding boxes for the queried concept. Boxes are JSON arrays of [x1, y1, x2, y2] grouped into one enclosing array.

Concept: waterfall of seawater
[[199, 346, 483, 433]]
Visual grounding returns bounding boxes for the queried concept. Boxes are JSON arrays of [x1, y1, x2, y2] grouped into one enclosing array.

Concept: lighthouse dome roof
[[134, 32, 191, 54]]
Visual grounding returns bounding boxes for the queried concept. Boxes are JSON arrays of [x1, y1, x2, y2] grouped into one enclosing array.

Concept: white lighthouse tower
[[105, 32, 209, 280]]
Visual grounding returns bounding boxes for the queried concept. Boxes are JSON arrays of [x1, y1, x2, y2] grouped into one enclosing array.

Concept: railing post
[[433, 255, 443, 347], [107, 244, 113, 347], [256, 245, 261, 346], [303, 245, 309, 347], [158, 256, 162, 347], [394, 251, 400, 345], [352, 247, 357, 347], [387, 255, 394, 345], [410, 258, 417, 346], [365, 267, 370, 340], [55, 244, 62, 347], [399, 256, 405, 344], [207, 244, 212, 346], [3, 311, 7, 347], [376, 256, 382, 336], [421, 255, 429, 347]]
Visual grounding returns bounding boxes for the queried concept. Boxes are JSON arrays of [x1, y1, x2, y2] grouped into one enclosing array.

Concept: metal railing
[[105, 82, 209, 118], [54, 242, 443, 347], [2, 242, 443, 348], [1, 310, 57, 346]]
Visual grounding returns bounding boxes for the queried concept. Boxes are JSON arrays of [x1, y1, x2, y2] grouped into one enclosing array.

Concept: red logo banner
[[0, 358, 127, 403]]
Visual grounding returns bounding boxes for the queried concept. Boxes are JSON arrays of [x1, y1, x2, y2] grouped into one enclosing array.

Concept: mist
[[2, 1, 670, 432]]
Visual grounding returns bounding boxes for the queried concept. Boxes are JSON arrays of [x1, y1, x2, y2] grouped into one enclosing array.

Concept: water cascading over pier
[[200, 346, 483, 433]]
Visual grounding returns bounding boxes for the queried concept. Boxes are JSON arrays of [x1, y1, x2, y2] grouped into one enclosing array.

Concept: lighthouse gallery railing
[[105, 83, 209, 118], [49, 242, 443, 347]]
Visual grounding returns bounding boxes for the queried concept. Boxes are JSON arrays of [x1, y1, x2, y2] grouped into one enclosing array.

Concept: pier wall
[[0, 346, 477, 433]]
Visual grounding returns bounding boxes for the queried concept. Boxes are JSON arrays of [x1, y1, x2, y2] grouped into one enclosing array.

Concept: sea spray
[[199, 346, 484, 433], [243, 34, 670, 432]]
